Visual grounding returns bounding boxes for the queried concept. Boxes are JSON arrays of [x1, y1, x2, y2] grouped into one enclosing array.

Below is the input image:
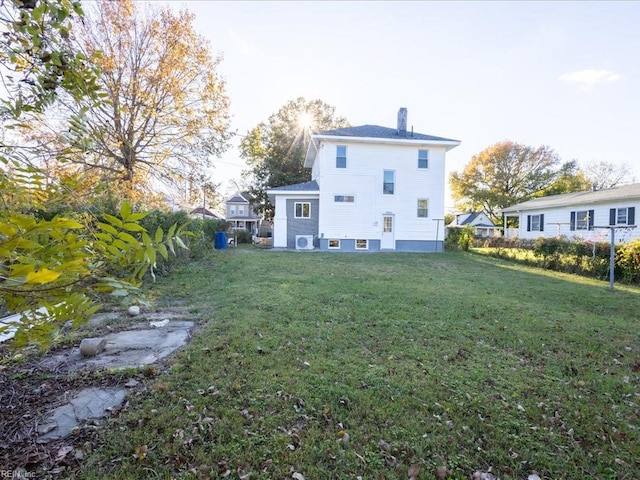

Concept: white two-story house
[[267, 108, 460, 251]]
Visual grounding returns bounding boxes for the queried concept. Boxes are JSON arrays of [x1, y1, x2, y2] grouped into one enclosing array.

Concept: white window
[[336, 145, 347, 168], [328, 239, 340, 249], [574, 210, 590, 230], [383, 170, 395, 194], [417, 199, 428, 218], [294, 202, 311, 218], [570, 210, 594, 231], [334, 195, 355, 203], [418, 149, 429, 169], [610, 207, 635, 226], [238, 205, 245, 215], [355, 239, 368, 250], [527, 214, 545, 232], [617, 208, 628, 224], [230, 206, 236, 215]]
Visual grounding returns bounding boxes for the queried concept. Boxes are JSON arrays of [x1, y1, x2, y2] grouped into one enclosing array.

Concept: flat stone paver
[[38, 388, 126, 441]]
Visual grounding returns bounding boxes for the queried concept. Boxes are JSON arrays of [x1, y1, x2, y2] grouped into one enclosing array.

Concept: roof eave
[[312, 133, 460, 149]]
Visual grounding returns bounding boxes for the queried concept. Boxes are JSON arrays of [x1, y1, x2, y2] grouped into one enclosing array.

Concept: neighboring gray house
[[501, 183, 640, 242], [225, 191, 264, 235], [266, 108, 460, 251], [448, 212, 500, 237]]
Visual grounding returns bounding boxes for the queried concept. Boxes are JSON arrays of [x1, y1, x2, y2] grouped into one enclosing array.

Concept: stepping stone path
[[1, 308, 195, 442]]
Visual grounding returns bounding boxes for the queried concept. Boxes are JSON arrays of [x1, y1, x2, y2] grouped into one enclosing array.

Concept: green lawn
[[80, 248, 640, 479]]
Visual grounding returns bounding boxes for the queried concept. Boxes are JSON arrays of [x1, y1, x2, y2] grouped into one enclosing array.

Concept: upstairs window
[[294, 202, 311, 218], [417, 199, 428, 218], [238, 205, 245, 215], [418, 149, 429, 169], [383, 170, 395, 195], [336, 145, 347, 168], [230, 206, 236, 215]]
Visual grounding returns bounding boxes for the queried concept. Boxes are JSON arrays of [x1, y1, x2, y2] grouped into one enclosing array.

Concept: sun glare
[[298, 111, 314, 130]]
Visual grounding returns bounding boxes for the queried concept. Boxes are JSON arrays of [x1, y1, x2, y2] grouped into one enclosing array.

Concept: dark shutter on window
[[527, 215, 531, 232], [570, 211, 576, 231], [588, 210, 595, 230], [629, 207, 635, 225], [540, 214, 544, 232], [609, 208, 616, 226]]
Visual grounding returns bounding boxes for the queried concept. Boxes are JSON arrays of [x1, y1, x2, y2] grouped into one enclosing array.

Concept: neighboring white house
[[448, 212, 500, 237], [266, 108, 460, 251], [501, 183, 640, 242]]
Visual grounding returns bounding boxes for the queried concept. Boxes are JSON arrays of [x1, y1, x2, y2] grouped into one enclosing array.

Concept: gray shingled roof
[[268, 180, 319, 192], [459, 212, 480, 226], [319, 125, 459, 143], [501, 183, 640, 213]]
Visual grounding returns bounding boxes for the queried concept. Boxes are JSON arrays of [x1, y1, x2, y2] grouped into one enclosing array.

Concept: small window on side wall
[[355, 239, 368, 250], [383, 170, 395, 194], [328, 239, 340, 249], [418, 149, 429, 168], [336, 145, 347, 168], [294, 202, 311, 218], [417, 199, 428, 217]]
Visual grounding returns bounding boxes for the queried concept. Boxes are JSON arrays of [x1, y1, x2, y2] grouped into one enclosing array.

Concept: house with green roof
[[267, 108, 460, 251]]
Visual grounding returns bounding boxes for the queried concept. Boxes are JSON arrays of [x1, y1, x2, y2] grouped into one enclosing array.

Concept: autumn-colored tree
[[450, 141, 576, 223], [20, 0, 231, 205], [0, 0, 188, 349], [240, 98, 348, 220]]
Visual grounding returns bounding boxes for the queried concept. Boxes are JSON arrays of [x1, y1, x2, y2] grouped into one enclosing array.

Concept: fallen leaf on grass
[[55, 446, 73, 462], [292, 473, 305, 480], [435, 465, 448, 479], [133, 444, 147, 461], [408, 464, 421, 479]]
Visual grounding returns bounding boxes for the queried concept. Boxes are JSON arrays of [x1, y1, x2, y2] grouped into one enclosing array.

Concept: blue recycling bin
[[214, 231, 228, 250]]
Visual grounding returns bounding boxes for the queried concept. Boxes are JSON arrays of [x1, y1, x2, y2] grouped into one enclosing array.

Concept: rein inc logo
[[0, 471, 37, 479]]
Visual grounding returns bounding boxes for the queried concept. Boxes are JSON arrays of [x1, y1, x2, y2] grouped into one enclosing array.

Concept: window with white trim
[[383, 170, 395, 194], [230, 206, 236, 215], [570, 210, 593, 231], [294, 202, 311, 218], [336, 145, 347, 168], [238, 205, 245, 215], [355, 239, 368, 250], [417, 199, 428, 218], [609, 207, 635, 226], [334, 195, 355, 203], [527, 214, 544, 232], [418, 149, 429, 169], [328, 239, 340, 249]]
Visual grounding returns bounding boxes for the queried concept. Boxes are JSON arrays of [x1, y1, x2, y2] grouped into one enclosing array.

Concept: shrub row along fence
[[471, 235, 640, 284]]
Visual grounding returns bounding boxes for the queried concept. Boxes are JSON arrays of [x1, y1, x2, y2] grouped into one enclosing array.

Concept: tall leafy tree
[[240, 97, 348, 220], [0, 0, 187, 348], [21, 0, 231, 204], [450, 141, 576, 222]]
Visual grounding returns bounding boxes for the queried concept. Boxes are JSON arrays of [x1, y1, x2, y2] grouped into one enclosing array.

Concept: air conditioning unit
[[295, 235, 314, 250]]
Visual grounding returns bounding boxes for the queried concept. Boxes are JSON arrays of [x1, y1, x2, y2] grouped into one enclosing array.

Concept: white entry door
[[381, 215, 395, 249]]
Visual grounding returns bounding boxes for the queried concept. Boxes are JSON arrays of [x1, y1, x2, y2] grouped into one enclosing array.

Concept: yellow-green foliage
[[0, 167, 188, 348]]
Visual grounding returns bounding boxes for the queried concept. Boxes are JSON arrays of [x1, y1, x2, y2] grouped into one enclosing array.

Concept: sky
[[163, 0, 640, 212]]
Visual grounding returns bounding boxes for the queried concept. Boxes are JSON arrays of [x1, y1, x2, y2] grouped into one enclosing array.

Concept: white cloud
[[558, 69, 621, 89]]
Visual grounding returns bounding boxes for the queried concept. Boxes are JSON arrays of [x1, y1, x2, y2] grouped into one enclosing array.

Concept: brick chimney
[[397, 107, 407, 137]]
